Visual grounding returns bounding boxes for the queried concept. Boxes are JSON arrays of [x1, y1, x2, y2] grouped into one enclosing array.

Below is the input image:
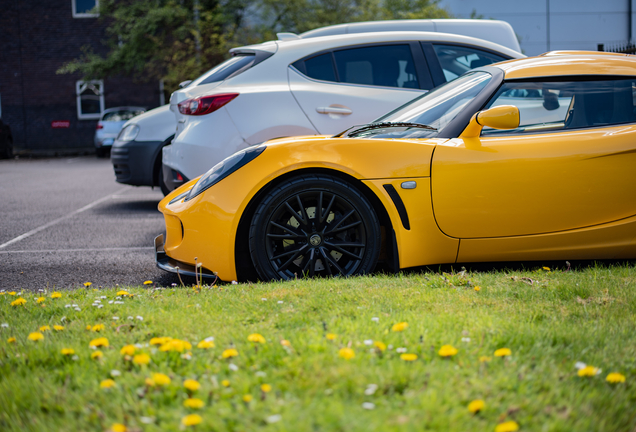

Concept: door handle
[[316, 105, 352, 115]]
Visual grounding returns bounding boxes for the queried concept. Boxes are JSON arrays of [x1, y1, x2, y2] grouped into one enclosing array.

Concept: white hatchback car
[[163, 26, 523, 190]]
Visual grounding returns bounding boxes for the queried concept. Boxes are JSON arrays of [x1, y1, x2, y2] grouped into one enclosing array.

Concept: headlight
[[117, 124, 140, 142], [186, 145, 266, 201]]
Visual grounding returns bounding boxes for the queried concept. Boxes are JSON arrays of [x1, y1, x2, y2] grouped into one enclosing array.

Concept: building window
[[72, 0, 99, 18], [76, 80, 104, 120]]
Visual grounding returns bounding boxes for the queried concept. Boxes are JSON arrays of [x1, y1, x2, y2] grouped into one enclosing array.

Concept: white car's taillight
[[177, 93, 239, 116]]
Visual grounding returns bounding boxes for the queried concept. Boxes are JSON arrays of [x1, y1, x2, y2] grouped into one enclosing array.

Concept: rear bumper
[[154, 234, 218, 280]]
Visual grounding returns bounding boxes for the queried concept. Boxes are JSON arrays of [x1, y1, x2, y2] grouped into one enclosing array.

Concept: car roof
[[299, 19, 521, 52], [490, 51, 636, 79], [234, 31, 524, 60], [102, 106, 146, 114]]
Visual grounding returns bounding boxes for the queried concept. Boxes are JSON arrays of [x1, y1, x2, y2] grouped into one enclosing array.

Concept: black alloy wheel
[[249, 174, 381, 280]]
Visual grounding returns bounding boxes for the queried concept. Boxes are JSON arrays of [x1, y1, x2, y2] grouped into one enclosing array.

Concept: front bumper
[[111, 139, 164, 186], [154, 234, 219, 280]]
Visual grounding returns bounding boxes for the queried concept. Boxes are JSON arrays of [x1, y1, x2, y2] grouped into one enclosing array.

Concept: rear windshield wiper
[[342, 122, 437, 138]]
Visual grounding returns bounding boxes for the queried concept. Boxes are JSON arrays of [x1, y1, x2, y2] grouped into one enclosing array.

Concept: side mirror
[[460, 105, 520, 138]]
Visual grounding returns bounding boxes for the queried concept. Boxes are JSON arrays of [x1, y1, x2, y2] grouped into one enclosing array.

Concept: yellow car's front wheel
[[249, 174, 381, 280]]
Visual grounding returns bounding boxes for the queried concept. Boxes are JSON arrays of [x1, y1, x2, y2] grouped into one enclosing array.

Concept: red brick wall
[[0, 0, 161, 153]]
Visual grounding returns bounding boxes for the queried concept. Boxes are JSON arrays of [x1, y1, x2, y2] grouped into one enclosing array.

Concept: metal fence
[[600, 42, 636, 54]]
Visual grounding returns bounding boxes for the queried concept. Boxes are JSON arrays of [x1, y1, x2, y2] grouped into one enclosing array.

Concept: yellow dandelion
[[494, 348, 512, 357], [152, 373, 171, 386], [91, 324, 105, 332], [133, 353, 151, 365], [326, 333, 337, 340], [242, 394, 253, 403], [145, 377, 155, 387], [221, 379, 230, 387], [392, 321, 409, 332], [83, 282, 92, 287], [183, 398, 205, 409], [247, 333, 266, 344], [339, 347, 355, 360], [197, 340, 215, 349], [86, 325, 92, 331], [438, 344, 458, 357], [116, 290, 129, 296], [494, 420, 519, 432], [280, 339, 291, 346], [373, 341, 387, 351], [91, 350, 103, 359], [61, 348, 75, 355], [89, 337, 109, 348], [9, 292, 16, 295], [184, 379, 200, 391], [542, 266, 550, 271], [120, 345, 136, 356], [222, 348, 238, 359], [606, 372, 626, 383], [11, 297, 27, 306], [468, 399, 485, 414], [182, 414, 203, 427], [51, 292, 62, 299], [480, 356, 492, 363], [578, 365, 600, 377], [36, 297, 45, 304], [143, 280, 153, 285], [100, 379, 116, 389], [261, 384, 272, 393], [400, 353, 418, 361], [53, 325, 64, 331], [474, 286, 481, 292], [111, 424, 127, 432], [39, 325, 51, 332], [149, 336, 172, 345], [28, 332, 44, 341], [159, 339, 192, 352], [7, 337, 16, 343]]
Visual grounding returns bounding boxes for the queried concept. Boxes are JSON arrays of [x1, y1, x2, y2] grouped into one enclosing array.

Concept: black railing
[[601, 42, 636, 54]]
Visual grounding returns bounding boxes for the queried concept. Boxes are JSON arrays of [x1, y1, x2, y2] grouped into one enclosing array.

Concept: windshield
[[352, 72, 492, 139]]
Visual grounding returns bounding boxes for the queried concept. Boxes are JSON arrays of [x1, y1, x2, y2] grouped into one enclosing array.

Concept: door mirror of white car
[[460, 105, 520, 138]]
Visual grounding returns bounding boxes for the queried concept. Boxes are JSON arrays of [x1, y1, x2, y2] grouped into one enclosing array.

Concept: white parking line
[[0, 187, 129, 250], [0, 247, 154, 254]]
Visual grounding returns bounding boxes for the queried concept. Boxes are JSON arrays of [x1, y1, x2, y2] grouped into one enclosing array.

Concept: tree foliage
[[58, 0, 450, 94]]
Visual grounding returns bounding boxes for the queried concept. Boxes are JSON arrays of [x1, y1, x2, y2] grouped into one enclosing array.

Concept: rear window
[[102, 109, 144, 122], [191, 54, 256, 86]]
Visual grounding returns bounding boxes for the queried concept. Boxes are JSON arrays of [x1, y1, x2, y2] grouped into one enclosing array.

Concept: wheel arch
[[234, 167, 399, 282]]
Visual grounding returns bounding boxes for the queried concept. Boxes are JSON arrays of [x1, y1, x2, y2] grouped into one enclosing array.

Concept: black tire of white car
[[249, 174, 381, 281]]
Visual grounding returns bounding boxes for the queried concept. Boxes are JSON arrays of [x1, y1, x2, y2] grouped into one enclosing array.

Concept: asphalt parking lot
[[0, 156, 180, 290]]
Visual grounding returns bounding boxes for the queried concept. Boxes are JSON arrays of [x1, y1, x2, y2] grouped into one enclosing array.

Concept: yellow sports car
[[156, 51, 636, 281]]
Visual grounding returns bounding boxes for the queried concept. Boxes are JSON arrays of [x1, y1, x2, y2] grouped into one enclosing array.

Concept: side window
[[482, 78, 636, 135], [433, 44, 507, 81], [333, 45, 419, 89], [76, 80, 104, 120], [304, 53, 337, 82], [72, 0, 99, 18]]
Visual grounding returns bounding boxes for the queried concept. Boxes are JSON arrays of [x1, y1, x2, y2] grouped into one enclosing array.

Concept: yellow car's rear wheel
[[249, 174, 381, 280]]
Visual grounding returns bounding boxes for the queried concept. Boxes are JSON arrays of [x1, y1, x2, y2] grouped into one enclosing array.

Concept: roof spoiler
[[277, 32, 301, 41]]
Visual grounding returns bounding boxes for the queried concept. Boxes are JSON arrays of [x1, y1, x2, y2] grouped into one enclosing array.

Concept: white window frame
[[76, 80, 105, 120], [72, 0, 99, 18]]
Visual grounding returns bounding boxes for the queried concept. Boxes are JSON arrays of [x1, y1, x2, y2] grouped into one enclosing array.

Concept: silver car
[[95, 106, 145, 157]]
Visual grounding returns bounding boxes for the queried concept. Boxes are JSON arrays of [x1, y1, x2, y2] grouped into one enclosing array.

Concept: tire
[[159, 166, 171, 196], [249, 174, 381, 281]]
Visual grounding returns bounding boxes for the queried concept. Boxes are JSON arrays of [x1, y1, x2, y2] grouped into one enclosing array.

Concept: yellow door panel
[[432, 124, 636, 238], [363, 178, 458, 268], [458, 214, 636, 262]]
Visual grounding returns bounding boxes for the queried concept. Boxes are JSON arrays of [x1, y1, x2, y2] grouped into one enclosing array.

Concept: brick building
[[0, 0, 162, 155]]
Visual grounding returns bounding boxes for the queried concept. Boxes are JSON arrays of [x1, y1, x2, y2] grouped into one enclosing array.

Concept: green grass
[[1, 265, 636, 432]]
